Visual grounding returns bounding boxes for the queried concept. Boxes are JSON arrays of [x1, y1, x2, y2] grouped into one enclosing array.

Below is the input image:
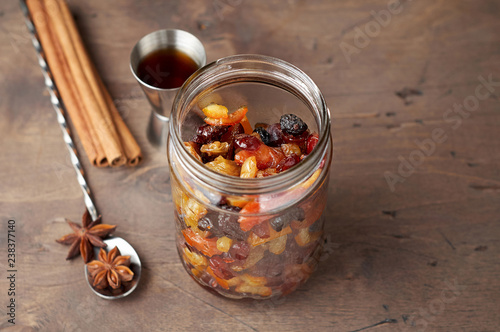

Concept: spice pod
[[85, 237, 142, 300]]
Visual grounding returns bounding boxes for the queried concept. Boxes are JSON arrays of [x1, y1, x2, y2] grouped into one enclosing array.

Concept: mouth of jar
[[169, 54, 331, 197]]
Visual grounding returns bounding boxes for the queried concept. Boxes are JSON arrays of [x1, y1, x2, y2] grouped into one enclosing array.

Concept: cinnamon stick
[[99, 79, 143, 166], [26, 0, 107, 166], [43, 0, 126, 167], [54, 0, 128, 167]]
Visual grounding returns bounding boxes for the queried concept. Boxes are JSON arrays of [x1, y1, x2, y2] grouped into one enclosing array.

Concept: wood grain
[[1, 0, 499, 331]]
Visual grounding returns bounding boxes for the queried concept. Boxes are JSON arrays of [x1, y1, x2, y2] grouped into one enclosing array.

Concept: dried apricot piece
[[182, 228, 221, 257], [238, 201, 268, 232]]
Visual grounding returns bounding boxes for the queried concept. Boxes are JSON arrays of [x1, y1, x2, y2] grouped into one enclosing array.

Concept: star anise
[[87, 247, 134, 290], [56, 210, 117, 263]]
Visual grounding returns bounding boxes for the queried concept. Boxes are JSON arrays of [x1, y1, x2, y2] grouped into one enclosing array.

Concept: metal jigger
[[130, 29, 206, 148]]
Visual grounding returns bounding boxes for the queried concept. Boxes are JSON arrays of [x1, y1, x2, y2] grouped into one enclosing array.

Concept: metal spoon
[[20, 0, 141, 299]]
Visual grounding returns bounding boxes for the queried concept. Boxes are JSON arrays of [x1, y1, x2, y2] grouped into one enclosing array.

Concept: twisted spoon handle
[[20, 0, 99, 221]]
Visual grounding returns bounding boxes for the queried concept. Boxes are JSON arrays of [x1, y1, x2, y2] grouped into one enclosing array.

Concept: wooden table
[[1, 0, 499, 331]]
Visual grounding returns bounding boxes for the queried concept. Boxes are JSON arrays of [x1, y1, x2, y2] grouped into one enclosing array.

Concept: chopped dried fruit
[[193, 124, 229, 144], [269, 207, 305, 232], [234, 144, 285, 170], [268, 234, 287, 255], [183, 197, 208, 229], [276, 154, 300, 173], [209, 256, 235, 280], [216, 236, 233, 253], [183, 142, 202, 162], [240, 156, 258, 178], [202, 103, 229, 119], [232, 244, 267, 271], [220, 123, 245, 160], [247, 225, 292, 247], [238, 202, 268, 232], [281, 143, 302, 157], [266, 123, 284, 146], [205, 156, 241, 176], [256, 167, 278, 178], [253, 126, 271, 145], [183, 247, 208, 270], [226, 196, 251, 208], [302, 169, 322, 189], [240, 116, 253, 134], [282, 130, 310, 151], [251, 221, 271, 238], [182, 228, 221, 257], [306, 133, 319, 154], [228, 241, 251, 261], [205, 106, 248, 126], [206, 266, 230, 289], [235, 134, 261, 151], [199, 205, 247, 241], [176, 103, 328, 298], [280, 114, 308, 135], [200, 141, 230, 156], [294, 228, 322, 246]]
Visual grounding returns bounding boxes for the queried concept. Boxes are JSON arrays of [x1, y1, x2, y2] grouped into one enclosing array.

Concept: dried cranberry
[[276, 154, 300, 173], [282, 130, 310, 151], [306, 133, 319, 154], [209, 256, 235, 280], [251, 221, 271, 238], [220, 123, 244, 159], [193, 124, 228, 144], [253, 127, 271, 145], [266, 123, 284, 147], [269, 207, 305, 232], [280, 114, 308, 135], [234, 134, 261, 151], [228, 241, 251, 261]]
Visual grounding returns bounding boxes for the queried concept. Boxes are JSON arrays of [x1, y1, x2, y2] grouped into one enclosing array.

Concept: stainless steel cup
[[130, 29, 206, 147]]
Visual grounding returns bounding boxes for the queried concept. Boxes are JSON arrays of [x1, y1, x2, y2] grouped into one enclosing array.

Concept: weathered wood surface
[[1, 0, 499, 331]]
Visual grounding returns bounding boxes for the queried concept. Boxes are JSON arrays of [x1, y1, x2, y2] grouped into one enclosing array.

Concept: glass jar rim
[[169, 54, 331, 196]]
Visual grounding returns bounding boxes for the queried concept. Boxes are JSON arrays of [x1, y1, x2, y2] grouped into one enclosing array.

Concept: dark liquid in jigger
[[136, 49, 199, 89]]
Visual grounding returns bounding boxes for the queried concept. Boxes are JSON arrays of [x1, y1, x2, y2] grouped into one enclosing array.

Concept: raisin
[[197, 215, 214, 232], [220, 123, 245, 159], [253, 127, 271, 145], [276, 154, 301, 173], [193, 124, 228, 144], [201, 205, 248, 241], [267, 123, 284, 147], [280, 114, 308, 135], [234, 134, 261, 151], [269, 207, 305, 232]]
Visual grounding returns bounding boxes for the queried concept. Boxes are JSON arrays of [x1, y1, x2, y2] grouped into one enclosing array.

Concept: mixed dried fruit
[[174, 103, 328, 298]]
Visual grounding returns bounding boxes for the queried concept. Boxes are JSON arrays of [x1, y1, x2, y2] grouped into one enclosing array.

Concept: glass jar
[[167, 55, 332, 299]]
